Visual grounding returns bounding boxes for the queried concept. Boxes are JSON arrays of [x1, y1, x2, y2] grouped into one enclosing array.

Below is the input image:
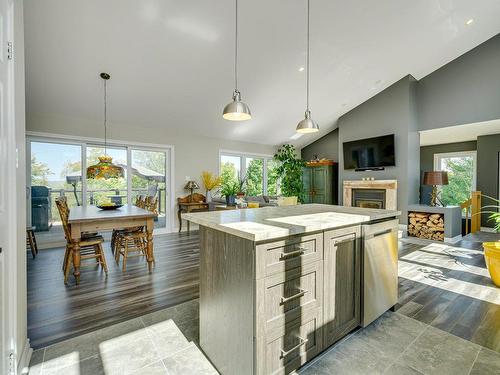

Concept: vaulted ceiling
[[24, 0, 500, 147]]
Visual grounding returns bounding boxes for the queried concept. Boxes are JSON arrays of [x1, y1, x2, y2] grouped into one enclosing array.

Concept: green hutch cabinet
[[302, 161, 338, 204]]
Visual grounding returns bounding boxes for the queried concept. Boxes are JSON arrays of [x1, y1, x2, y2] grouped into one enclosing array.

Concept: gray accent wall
[[337, 76, 420, 221], [419, 141, 477, 205], [301, 129, 339, 162], [418, 34, 500, 131], [477, 134, 500, 227]]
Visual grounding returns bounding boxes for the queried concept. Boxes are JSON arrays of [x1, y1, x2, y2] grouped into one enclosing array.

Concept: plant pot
[[236, 192, 245, 198], [483, 242, 500, 287], [225, 195, 236, 206]]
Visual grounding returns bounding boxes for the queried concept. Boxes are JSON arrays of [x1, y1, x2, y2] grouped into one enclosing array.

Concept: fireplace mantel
[[343, 180, 397, 210]]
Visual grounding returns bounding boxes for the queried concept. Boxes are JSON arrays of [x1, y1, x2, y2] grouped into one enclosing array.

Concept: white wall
[[26, 113, 277, 228], [14, 0, 28, 368]]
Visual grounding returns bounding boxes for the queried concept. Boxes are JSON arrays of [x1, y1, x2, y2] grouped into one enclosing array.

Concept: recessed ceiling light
[[298, 67, 305, 72], [466, 19, 474, 25]]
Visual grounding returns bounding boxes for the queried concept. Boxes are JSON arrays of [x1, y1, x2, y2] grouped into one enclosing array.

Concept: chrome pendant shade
[[86, 73, 124, 180], [296, 0, 319, 134], [223, 90, 251, 121], [296, 110, 319, 133], [223, 0, 251, 121]]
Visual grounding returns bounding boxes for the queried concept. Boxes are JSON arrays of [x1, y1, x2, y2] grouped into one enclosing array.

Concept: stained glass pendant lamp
[[86, 73, 125, 179], [296, 0, 319, 134], [222, 0, 251, 121]]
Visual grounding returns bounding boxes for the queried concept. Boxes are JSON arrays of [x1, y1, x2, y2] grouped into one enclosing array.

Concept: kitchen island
[[184, 204, 400, 375]]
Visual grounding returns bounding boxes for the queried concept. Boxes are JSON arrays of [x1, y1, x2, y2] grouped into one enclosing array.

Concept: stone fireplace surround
[[343, 180, 398, 211]]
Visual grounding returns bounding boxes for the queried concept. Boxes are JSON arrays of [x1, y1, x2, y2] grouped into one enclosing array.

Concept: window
[[27, 136, 173, 243], [219, 151, 278, 196], [434, 151, 477, 207]]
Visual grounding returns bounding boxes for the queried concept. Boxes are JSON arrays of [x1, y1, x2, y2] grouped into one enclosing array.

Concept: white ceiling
[[24, 0, 500, 148], [420, 119, 500, 146]]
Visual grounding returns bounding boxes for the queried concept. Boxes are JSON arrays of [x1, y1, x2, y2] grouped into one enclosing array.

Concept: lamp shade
[[223, 90, 251, 121], [296, 110, 319, 134], [184, 180, 200, 190], [87, 156, 124, 179], [423, 171, 449, 186]]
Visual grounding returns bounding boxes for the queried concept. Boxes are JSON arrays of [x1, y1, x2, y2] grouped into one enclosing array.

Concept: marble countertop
[[183, 204, 400, 241]]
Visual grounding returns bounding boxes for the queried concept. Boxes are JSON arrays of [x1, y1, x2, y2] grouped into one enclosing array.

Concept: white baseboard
[[18, 339, 32, 375]]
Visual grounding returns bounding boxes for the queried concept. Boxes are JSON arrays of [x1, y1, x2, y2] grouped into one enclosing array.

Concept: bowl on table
[[97, 203, 123, 210]]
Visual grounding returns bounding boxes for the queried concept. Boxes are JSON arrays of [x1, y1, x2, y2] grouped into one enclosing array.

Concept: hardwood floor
[[28, 229, 500, 353], [27, 231, 200, 349], [396, 235, 500, 352]]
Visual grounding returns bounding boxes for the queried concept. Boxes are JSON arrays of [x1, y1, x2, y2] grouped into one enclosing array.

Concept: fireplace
[[352, 189, 386, 209], [343, 180, 397, 210]]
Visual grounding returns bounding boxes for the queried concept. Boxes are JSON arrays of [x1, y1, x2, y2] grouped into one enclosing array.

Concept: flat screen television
[[343, 134, 395, 170]]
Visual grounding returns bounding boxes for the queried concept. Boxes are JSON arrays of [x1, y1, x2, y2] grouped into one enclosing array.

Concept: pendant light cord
[[306, 0, 310, 112], [235, 0, 239, 92], [104, 77, 108, 156]]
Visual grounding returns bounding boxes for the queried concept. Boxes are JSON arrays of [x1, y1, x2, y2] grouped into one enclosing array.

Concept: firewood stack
[[408, 212, 444, 241]]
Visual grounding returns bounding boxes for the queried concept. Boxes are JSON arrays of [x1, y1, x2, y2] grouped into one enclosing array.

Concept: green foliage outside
[[220, 158, 281, 197], [273, 144, 306, 202], [31, 148, 167, 223], [440, 157, 474, 207], [31, 156, 53, 185], [220, 162, 239, 194]]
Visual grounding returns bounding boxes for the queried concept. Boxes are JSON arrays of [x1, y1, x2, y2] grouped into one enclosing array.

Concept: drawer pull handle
[[280, 289, 307, 304], [280, 336, 309, 358], [279, 247, 306, 260]]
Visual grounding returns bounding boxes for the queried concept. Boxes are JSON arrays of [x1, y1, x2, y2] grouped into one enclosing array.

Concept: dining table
[[68, 204, 157, 282]]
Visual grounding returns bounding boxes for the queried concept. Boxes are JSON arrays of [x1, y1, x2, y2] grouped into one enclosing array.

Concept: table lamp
[[423, 171, 449, 207], [184, 180, 200, 202]]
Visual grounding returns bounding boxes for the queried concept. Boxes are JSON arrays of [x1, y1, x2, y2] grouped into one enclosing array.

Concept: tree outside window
[[434, 152, 476, 207]]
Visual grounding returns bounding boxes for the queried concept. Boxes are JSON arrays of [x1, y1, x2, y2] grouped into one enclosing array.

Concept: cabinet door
[[311, 166, 333, 204], [323, 227, 361, 348], [302, 167, 312, 204]]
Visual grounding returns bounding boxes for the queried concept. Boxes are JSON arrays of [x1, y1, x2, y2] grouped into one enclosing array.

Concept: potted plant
[[201, 171, 222, 203], [236, 175, 247, 198], [273, 144, 306, 203], [481, 195, 500, 287], [221, 180, 239, 206]]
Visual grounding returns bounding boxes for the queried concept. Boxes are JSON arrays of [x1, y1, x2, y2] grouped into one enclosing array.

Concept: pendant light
[[222, 0, 251, 121], [296, 0, 319, 134], [86, 73, 125, 179]]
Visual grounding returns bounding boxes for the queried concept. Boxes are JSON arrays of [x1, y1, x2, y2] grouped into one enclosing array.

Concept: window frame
[[26, 132, 174, 233], [218, 149, 276, 196], [433, 150, 477, 191]]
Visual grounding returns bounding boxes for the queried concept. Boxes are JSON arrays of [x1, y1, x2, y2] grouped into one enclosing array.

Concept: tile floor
[[29, 298, 500, 375], [28, 300, 216, 375]]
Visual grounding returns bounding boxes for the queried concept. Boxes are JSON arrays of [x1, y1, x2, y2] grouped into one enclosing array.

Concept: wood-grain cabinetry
[[323, 227, 361, 347], [199, 225, 363, 375]]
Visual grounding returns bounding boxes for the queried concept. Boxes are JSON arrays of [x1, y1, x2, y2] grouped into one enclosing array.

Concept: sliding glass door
[[27, 137, 172, 244], [131, 149, 167, 229]]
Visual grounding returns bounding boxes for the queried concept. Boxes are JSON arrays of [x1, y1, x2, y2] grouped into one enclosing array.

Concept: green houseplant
[[273, 144, 306, 202], [221, 180, 239, 206]]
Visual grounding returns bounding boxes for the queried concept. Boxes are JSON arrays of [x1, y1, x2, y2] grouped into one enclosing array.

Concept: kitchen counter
[[188, 204, 400, 375], [183, 203, 400, 241]]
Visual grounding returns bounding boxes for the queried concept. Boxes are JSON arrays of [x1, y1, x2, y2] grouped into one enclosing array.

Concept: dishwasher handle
[[364, 228, 397, 240]]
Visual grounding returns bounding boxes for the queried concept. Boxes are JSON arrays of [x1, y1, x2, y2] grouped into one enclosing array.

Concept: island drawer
[[263, 310, 322, 375], [260, 261, 323, 332], [256, 233, 323, 278]]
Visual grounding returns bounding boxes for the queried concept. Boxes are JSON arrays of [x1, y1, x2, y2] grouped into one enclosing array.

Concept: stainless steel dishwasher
[[362, 219, 399, 327]]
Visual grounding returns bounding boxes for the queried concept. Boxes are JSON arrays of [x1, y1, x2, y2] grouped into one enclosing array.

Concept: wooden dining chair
[[114, 195, 157, 271], [111, 195, 146, 252], [26, 226, 38, 259], [55, 197, 108, 284]]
